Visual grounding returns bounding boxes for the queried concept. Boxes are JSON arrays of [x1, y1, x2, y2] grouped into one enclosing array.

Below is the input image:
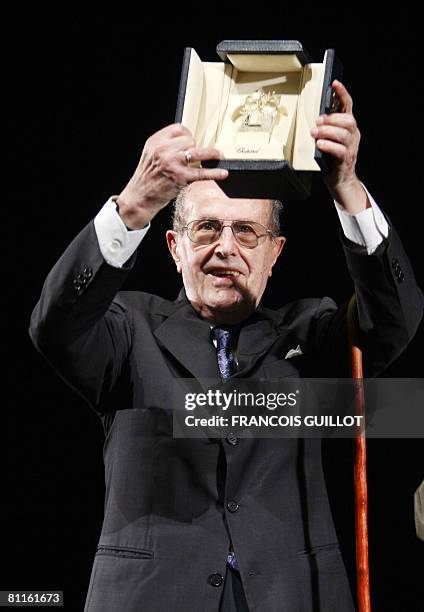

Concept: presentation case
[[176, 40, 343, 201]]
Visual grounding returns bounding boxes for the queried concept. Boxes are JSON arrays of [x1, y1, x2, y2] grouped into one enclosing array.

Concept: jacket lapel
[[153, 290, 221, 385], [234, 307, 282, 378]]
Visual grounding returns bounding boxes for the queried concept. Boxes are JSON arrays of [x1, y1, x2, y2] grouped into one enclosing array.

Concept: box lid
[[216, 40, 312, 65]]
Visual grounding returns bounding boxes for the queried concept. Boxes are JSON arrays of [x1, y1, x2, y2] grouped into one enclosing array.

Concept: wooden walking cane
[[347, 295, 371, 612]]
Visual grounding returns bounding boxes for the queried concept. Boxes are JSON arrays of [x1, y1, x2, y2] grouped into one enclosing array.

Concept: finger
[[187, 147, 225, 162], [316, 113, 357, 131], [158, 123, 193, 140], [149, 135, 196, 169], [185, 167, 229, 182], [331, 80, 353, 114], [315, 139, 346, 160], [147, 124, 194, 150], [159, 143, 224, 167], [160, 134, 196, 154], [311, 125, 352, 146]]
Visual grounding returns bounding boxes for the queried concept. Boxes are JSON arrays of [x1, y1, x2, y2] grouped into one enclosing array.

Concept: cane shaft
[[348, 298, 371, 612]]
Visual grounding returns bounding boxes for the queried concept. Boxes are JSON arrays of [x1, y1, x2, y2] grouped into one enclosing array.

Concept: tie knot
[[212, 326, 234, 350]]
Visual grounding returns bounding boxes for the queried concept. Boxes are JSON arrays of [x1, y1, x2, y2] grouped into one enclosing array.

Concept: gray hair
[[172, 187, 284, 235]]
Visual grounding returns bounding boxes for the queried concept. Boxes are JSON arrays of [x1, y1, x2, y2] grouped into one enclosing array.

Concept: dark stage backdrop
[[5, 11, 423, 612]]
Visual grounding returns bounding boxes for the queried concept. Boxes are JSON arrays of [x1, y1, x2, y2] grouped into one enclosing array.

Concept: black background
[[4, 9, 423, 611]]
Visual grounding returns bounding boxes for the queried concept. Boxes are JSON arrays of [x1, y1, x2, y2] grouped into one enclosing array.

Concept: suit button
[[227, 500, 239, 513], [226, 432, 238, 446], [83, 266, 93, 279], [397, 271, 405, 283], [391, 258, 399, 269], [208, 573, 224, 587]]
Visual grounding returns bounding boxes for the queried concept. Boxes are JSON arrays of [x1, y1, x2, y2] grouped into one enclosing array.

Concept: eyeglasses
[[181, 218, 276, 248]]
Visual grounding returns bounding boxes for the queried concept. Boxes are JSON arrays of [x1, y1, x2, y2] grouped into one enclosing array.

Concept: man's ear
[[166, 230, 182, 273], [268, 236, 286, 277]]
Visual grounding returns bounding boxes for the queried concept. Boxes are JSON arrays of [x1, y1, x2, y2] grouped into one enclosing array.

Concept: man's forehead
[[184, 181, 271, 222]]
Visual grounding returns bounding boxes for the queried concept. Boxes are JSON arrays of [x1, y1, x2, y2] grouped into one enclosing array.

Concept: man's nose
[[214, 225, 238, 257]]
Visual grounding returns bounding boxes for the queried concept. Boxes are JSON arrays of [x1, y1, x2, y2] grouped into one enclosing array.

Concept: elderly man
[[30, 81, 422, 612]]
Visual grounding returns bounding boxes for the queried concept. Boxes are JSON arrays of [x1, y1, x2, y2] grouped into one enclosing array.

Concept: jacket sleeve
[[312, 224, 423, 377], [29, 219, 137, 412]]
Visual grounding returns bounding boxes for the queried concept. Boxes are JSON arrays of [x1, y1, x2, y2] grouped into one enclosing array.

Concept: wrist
[[115, 196, 152, 230], [329, 178, 370, 214]]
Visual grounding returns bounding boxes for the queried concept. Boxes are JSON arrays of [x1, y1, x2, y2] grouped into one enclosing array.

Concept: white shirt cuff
[[334, 182, 389, 254], [93, 196, 150, 268]]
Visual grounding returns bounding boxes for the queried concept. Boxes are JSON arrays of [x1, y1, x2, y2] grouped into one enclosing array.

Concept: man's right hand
[[115, 123, 228, 229]]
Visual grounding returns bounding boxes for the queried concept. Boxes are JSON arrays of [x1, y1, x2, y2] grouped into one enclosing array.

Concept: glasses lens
[[232, 222, 261, 247], [187, 219, 222, 244]]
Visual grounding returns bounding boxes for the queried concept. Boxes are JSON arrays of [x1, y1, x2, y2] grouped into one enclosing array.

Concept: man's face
[[166, 181, 285, 324]]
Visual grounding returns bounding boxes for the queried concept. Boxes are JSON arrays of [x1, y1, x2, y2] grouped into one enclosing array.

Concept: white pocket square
[[284, 345, 303, 359]]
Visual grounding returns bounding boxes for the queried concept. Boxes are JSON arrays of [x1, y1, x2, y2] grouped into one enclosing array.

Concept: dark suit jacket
[[29, 219, 423, 612]]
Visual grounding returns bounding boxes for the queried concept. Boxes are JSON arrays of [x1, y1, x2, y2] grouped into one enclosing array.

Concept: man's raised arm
[[29, 124, 228, 409]]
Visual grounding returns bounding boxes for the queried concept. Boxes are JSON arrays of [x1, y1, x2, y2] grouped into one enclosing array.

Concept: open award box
[[175, 40, 343, 201]]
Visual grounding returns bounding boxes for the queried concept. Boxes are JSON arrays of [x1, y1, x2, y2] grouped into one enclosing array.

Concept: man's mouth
[[207, 269, 241, 277]]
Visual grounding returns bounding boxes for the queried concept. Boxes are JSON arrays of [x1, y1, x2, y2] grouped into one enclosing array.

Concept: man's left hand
[[311, 80, 369, 214]]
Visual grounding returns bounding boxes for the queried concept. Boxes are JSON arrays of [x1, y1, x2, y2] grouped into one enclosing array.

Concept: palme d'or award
[[232, 89, 288, 145], [175, 40, 343, 201]]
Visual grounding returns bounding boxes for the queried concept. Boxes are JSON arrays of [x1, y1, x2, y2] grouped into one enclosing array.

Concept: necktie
[[211, 326, 240, 572], [211, 326, 237, 381]]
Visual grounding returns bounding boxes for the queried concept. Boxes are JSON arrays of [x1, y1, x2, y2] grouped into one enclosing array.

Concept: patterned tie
[[211, 326, 237, 381], [211, 326, 240, 572]]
